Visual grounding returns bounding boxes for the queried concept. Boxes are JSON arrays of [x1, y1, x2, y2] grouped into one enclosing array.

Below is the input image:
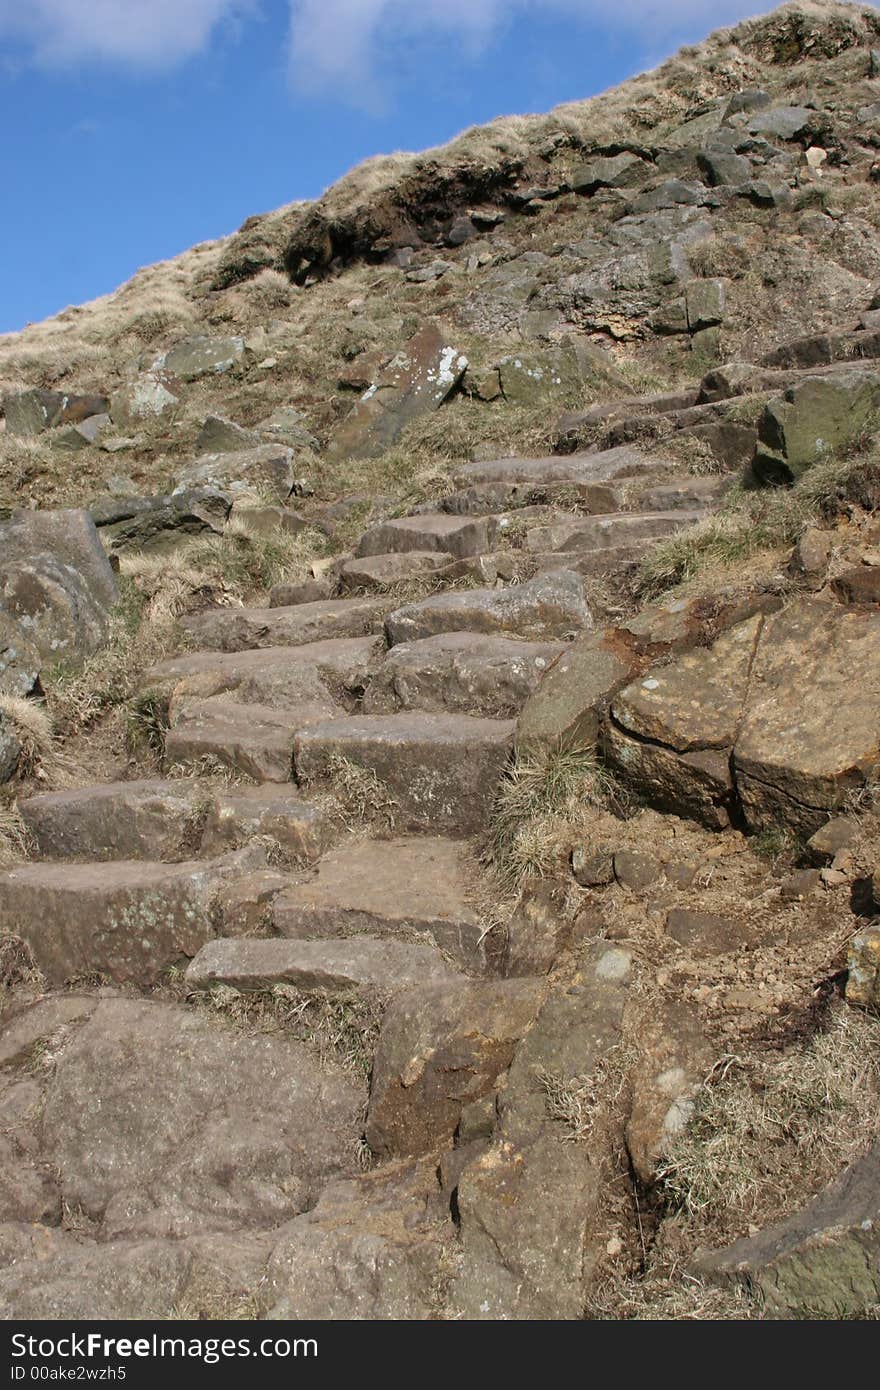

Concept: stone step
[[339, 551, 453, 591], [185, 935, 460, 999], [165, 698, 336, 782], [293, 713, 514, 836], [556, 387, 701, 436], [355, 514, 498, 560], [200, 784, 336, 864], [528, 541, 665, 577], [17, 780, 205, 862], [525, 509, 706, 554], [142, 636, 382, 707], [272, 836, 487, 971], [634, 476, 729, 511], [440, 478, 621, 517], [0, 857, 243, 987], [180, 597, 393, 653], [451, 444, 660, 490], [385, 569, 592, 645], [364, 632, 565, 717]]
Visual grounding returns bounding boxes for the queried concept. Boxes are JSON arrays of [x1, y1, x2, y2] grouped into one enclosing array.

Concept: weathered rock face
[[0, 509, 118, 682], [754, 368, 880, 483], [845, 926, 880, 1009], [606, 601, 880, 834], [200, 784, 335, 864], [451, 944, 631, 1319], [328, 324, 467, 460], [109, 372, 180, 428], [366, 978, 544, 1159], [41, 998, 365, 1238], [263, 1160, 450, 1320], [733, 601, 880, 833], [697, 1139, 880, 1317], [606, 614, 763, 829], [496, 338, 624, 406]]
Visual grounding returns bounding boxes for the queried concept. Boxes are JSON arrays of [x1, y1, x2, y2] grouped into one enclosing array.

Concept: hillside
[[0, 0, 879, 1320]]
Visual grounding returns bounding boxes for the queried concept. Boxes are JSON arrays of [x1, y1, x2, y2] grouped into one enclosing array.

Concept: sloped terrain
[[1, 1, 880, 1320]]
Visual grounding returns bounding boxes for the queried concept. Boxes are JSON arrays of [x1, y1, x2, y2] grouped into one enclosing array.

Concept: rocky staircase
[[1, 425, 728, 1001]]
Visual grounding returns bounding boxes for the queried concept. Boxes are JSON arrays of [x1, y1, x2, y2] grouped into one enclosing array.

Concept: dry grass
[[539, 1044, 633, 1142], [657, 1006, 880, 1242], [637, 450, 880, 599], [490, 743, 628, 890], [585, 1260, 756, 1321], [323, 754, 397, 833], [196, 981, 385, 1078], [0, 933, 44, 995], [0, 802, 34, 868], [0, 694, 69, 786]]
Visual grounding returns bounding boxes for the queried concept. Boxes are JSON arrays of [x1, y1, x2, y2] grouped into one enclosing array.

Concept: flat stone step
[[180, 597, 393, 653], [185, 935, 460, 998], [452, 445, 660, 490], [0, 858, 237, 987], [272, 836, 486, 970], [18, 780, 203, 862], [143, 636, 382, 706], [339, 551, 453, 591], [200, 784, 336, 864], [293, 713, 514, 836], [440, 478, 622, 517], [634, 477, 728, 511], [165, 698, 335, 781], [355, 514, 498, 560], [525, 509, 706, 554], [385, 569, 592, 645], [364, 633, 565, 717], [528, 541, 661, 577]]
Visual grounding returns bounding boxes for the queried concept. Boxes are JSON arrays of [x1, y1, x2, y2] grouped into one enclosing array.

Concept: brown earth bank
[[0, 0, 879, 1320]]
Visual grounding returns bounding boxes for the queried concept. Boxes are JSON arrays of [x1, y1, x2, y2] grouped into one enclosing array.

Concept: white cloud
[[285, 0, 785, 95], [0, 0, 255, 68]]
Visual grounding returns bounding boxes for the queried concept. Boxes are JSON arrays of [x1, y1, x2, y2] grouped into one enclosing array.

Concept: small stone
[[571, 847, 614, 888], [613, 851, 662, 892], [819, 867, 848, 888], [779, 869, 822, 902]]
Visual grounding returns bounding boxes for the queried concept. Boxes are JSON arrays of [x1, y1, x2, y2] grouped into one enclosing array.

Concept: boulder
[[570, 153, 648, 193], [40, 997, 364, 1237], [327, 323, 467, 461], [18, 780, 205, 862], [845, 926, 880, 1009], [2, 389, 109, 438], [89, 490, 231, 550], [497, 339, 625, 407], [194, 416, 260, 453], [153, 334, 245, 382], [605, 614, 763, 829], [272, 836, 486, 971], [109, 372, 180, 428], [733, 601, 880, 833], [0, 509, 118, 678], [186, 935, 458, 999], [754, 369, 880, 484], [696, 1139, 880, 1317], [515, 627, 641, 754], [364, 633, 564, 718], [293, 712, 514, 836], [173, 444, 297, 503]]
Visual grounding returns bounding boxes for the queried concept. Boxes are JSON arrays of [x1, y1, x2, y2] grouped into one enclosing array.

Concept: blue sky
[[0, 1, 829, 333]]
